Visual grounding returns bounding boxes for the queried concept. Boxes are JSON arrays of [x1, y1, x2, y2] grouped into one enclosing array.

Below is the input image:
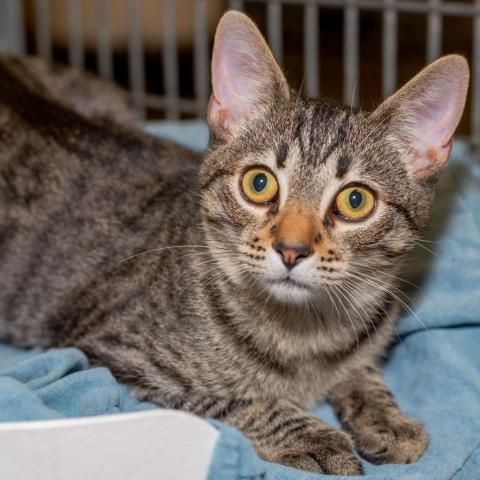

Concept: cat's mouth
[[269, 277, 312, 303], [267, 277, 313, 303], [272, 278, 311, 289]]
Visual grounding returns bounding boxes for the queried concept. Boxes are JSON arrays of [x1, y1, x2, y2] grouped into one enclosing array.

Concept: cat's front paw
[[353, 415, 428, 465], [264, 430, 363, 475]]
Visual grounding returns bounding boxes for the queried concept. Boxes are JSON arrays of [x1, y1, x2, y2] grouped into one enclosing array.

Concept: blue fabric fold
[[0, 125, 479, 479], [0, 345, 155, 421]]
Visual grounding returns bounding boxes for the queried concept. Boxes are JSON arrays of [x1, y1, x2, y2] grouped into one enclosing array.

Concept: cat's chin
[[267, 278, 313, 304]]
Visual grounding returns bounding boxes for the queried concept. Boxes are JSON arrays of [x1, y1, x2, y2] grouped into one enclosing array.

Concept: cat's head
[[199, 11, 468, 306]]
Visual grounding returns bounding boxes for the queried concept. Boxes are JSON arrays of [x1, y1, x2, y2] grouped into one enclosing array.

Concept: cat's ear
[[208, 11, 290, 141], [371, 55, 469, 180]]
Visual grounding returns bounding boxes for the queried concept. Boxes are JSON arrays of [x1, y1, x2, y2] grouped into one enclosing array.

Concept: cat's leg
[[218, 397, 362, 475], [140, 390, 362, 475], [329, 365, 428, 465]]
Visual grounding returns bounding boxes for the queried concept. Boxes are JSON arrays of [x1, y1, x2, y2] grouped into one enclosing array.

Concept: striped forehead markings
[[336, 155, 352, 179], [315, 125, 347, 167], [276, 142, 289, 168], [295, 108, 349, 168]]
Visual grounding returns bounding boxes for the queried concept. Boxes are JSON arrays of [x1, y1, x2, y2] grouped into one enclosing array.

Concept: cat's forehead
[[287, 100, 354, 155], [264, 100, 368, 196], [276, 101, 360, 167]]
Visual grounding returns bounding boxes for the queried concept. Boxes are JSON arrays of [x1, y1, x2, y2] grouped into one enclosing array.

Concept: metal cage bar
[[304, 3, 320, 98], [35, 0, 51, 59], [229, 0, 244, 10], [128, 0, 146, 118], [252, 0, 480, 16], [427, 0, 442, 63], [162, 0, 180, 119], [96, 0, 113, 79], [67, 0, 84, 70], [382, 0, 398, 98], [0, 0, 25, 54], [267, 1, 283, 64], [194, 0, 210, 116], [343, 0, 359, 107]]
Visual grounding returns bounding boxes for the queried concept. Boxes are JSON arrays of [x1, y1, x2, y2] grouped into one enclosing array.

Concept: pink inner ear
[[208, 12, 290, 140], [376, 56, 469, 180], [407, 78, 466, 179], [411, 140, 452, 180], [217, 41, 262, 102], [209, 37, 266, 139], [207, 94, 231, 139]]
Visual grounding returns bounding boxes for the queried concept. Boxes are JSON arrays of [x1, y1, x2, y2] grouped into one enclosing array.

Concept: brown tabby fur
[[0, 12, 469, 475]]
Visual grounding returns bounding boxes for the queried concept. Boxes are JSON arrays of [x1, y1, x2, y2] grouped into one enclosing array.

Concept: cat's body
[[0, 12, 469, 476], [0, 55, 392, 408]]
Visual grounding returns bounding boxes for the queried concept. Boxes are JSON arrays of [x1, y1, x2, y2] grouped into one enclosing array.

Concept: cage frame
[[0, 0, 478, 147]]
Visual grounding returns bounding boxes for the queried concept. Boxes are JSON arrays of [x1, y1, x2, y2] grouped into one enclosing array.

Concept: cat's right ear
[[371, 55, 469, 181], [208, 11, 290, 142]]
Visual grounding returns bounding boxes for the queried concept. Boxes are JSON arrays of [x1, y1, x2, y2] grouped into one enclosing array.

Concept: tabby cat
[[0, 11, 468, 475]]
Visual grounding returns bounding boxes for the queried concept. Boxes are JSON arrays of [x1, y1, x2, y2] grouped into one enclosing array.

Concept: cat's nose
[[273, 242, 313, 269]]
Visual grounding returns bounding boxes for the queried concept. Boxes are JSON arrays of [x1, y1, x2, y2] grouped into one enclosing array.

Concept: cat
[[0, 11, 468, 476]]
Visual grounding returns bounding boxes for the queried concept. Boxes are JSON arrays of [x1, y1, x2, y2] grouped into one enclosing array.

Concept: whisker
[[347, 267, 416, 304], [336, 282, 373, 345], [341, 280, 379, 337], [119, 245, 212, 263], [412, 240, 442, 260], [415, 238, 437, 244], [323, 286, 340, 321], [331, 284, 359, 349], [200, 265, 249, 297], [348, 260, 423, 291], [344, 270, 427, 332], [309, 299, 323, 326], [343, 277, 403, 344], [259, 291, 274, 319]]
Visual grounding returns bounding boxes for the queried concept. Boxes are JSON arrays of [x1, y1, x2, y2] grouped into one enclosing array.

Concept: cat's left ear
[[208, 11, 290, 142], [371, 55, 469, 180]]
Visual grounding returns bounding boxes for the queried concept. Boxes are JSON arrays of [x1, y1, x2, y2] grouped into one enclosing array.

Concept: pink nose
[[273, 242, 313, 269]]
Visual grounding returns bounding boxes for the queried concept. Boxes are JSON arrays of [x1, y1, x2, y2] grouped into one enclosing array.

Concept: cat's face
[[199, 12, 468, 306], [201, 100, 421, 305]]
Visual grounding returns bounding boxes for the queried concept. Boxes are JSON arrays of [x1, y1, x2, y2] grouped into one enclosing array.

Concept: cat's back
[[0, 55, 202, 346]]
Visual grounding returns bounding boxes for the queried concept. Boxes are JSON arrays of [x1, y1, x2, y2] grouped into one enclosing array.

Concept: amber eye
[[241, 167, 279, 204], [335, 185, 375, 221]]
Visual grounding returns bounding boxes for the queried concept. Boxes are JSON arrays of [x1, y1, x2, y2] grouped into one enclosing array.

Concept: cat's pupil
[[349, 190, 363, 209], [253, 173, 267, 192]]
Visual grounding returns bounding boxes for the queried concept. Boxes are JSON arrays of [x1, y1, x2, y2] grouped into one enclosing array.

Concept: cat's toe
[[265, 431, 364, 475], [318, 449, 364, 476], [270, 448, 363, 475], [355, 417, 428, 465], [273, 451, 322, 473]]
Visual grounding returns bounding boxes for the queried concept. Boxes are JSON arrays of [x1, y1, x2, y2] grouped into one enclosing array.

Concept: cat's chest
[[256, 358, 339, 407], [206, 344, 344, 408]]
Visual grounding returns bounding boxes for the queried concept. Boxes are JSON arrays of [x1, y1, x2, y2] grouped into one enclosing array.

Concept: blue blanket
[[1, 124, 479, 479]]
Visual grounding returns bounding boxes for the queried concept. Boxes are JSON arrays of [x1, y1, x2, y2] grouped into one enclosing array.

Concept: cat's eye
[[334, 185, 376, 221], [241, 167, 279, 204]]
